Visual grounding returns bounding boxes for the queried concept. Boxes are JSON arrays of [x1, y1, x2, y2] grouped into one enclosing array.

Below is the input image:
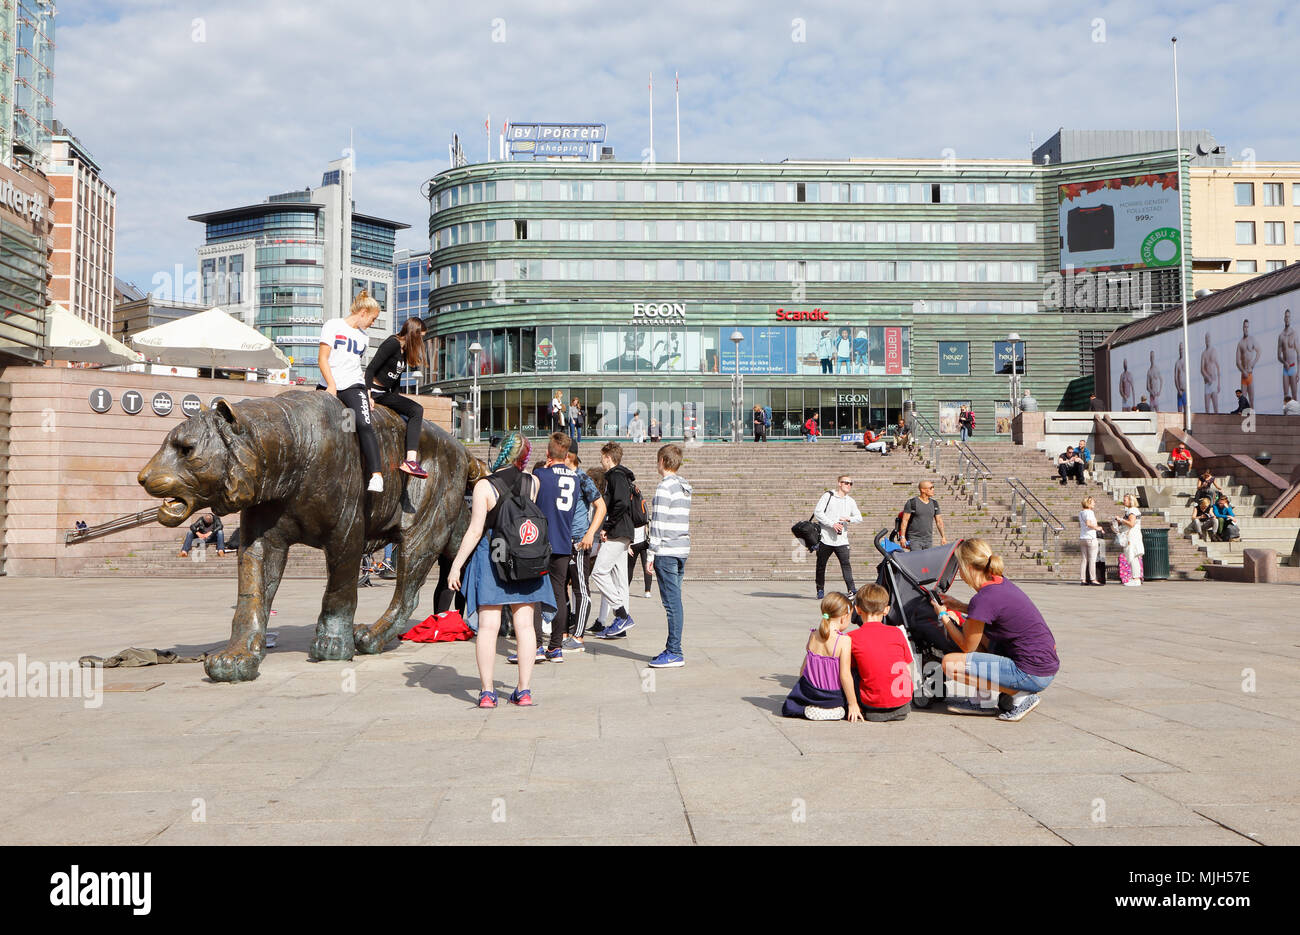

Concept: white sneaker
[[804, 706, 845, 721], [367, 475, 384, 493], [643, 591, 652, 598]]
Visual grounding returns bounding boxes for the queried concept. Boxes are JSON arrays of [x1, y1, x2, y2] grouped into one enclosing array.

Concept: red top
[[805, 418, 820, 437], [848, 622, 914, 709], [1171, 447, 1191, 461]]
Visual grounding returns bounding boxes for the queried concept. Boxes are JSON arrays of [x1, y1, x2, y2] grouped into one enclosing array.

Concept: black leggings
[[371, 389, 423, 453], [334, 385, 381, 475], [628, 539, 653, 593]]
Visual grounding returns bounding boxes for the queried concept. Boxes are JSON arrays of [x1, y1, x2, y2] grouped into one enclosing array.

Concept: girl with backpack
[[447, 432, 556, 708]]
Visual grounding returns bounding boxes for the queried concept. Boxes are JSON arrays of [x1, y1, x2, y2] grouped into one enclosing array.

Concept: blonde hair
[[1198, 497, 1210, 510], [1081, 496, 1095, 509], [854, 584, 889, 618], [817, 592, 852, 640], [1122, 493, 1136, 508], [349, 289, 380, 317], [957, 538, 1005, 582]]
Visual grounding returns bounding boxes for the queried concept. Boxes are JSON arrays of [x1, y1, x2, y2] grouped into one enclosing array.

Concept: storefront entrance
[[475, 384, 910, 440]]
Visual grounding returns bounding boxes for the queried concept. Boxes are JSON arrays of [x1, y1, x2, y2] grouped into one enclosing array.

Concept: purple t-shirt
[[966, 579, 1060, 677]]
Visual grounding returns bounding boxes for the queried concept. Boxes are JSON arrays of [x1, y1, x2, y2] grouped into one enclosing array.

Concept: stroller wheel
[[912, 693, 934, 709]]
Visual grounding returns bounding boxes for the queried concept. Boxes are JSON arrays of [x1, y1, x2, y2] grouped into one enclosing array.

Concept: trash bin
[[1141, 525, 1170, 580]]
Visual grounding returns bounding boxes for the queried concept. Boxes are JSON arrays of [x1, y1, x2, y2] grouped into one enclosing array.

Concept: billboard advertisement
[[1058, 171, 1181, 274], [1108, 292, 1298, 415]]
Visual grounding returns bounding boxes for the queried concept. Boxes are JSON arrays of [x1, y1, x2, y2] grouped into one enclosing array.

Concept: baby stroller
[[872, 530, 964, 707]]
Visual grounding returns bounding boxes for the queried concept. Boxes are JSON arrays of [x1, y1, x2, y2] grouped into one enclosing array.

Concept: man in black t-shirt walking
[[899, 481, 946, 552]]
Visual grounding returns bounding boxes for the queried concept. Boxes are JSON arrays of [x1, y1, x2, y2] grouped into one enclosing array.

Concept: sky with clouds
[[53, 0, 1298, 295]]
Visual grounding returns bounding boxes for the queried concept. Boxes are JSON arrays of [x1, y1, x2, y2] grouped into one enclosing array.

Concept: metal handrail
[[65, 508, 158, 545], [1005, 476, 1066, 566], [906, 410, 945, 471], [954, 442, 993, 507]]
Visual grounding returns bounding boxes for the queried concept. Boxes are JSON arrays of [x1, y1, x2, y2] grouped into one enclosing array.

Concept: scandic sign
[[776, 308, 828, 321]]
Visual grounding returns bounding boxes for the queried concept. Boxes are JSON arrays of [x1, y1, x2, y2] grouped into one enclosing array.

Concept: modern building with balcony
[[424, 148, 1187, 440], [190, 155, 408, 386]]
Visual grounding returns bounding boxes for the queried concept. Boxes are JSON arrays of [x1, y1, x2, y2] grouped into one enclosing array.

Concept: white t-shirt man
[[318, 318, 368, 389], [814, 489, 862, 547]]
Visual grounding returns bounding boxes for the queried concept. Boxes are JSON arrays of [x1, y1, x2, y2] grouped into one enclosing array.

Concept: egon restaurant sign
[[631, 303, 685, 321]]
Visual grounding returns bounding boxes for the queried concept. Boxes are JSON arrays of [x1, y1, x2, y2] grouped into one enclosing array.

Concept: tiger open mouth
[[158, 495, 194, 526]]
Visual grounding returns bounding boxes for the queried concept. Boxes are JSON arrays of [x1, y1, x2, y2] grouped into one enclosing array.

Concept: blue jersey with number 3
[[533, 465, 578, 556]]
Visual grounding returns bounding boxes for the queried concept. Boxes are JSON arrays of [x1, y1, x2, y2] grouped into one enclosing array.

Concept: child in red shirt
[[849, 584, 914, 721]]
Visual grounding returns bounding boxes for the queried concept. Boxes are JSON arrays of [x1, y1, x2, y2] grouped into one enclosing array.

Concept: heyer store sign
[[631, 302, 686, 322], [776, 308, 829, 321]]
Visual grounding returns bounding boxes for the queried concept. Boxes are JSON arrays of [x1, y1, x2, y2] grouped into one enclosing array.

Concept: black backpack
[[630, 481, 650, 528], [487, 473, 552, 581]]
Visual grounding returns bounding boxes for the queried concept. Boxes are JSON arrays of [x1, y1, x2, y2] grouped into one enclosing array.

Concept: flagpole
[[1173, 37, 1192, 433], [649, 73, 655, 160], [486, 113, 491, 163], [675, 72, 681, 162]]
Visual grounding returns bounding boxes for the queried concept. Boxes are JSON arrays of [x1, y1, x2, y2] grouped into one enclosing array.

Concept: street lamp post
[[729, 330, 744, 443], [468, 341, 482, 442]]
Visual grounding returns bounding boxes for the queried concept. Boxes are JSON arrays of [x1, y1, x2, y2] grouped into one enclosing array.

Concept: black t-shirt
[[365, 335, 406, 392]]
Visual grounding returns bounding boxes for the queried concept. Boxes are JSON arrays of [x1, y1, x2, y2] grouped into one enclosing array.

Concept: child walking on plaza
[[781, 593, 863, 722], [645, 444, 692, 668], [848, 585, 914, 721]]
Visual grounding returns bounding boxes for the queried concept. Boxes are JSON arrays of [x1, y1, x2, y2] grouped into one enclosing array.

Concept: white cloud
[[53, 0, 1300, 296]]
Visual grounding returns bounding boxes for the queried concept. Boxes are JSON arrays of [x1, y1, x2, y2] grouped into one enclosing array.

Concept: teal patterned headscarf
[[489, 432, 531, 472]]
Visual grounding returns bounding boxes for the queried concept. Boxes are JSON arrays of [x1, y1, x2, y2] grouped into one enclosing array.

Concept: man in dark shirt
[[1057, 448, 1086, 486], [1088, 393, 1105, 412], [1135, 396, 1153, 412], [899, 481, 946, 551], [181, 513, 225, 556], [1232, 389, 1252, 415]]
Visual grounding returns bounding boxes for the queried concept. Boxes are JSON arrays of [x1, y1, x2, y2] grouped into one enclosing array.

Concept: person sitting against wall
[[1165, 442, 1193, 478], [180, 513, 225, 557], [1284, 395, 1300, 416]]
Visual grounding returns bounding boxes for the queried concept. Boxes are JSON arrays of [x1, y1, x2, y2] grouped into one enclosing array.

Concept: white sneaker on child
[[804, 706, 845, 721]]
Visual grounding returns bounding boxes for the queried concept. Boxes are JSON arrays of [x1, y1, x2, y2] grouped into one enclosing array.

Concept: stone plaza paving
[[1, 573, 1297, 846]]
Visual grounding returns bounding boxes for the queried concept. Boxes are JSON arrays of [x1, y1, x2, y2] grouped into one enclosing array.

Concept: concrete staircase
[[470, 439, 1073, 582], [1104, 473, 1300, 569], [72, 540, 328, 578], [941, 440, 1206, 580]]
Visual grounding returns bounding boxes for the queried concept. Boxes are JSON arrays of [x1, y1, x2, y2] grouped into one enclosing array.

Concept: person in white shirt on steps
[[813, 475, 863, 599]]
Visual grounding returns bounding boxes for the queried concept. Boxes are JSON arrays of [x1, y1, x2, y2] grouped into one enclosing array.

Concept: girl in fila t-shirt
[[318, 290, 385, 493]]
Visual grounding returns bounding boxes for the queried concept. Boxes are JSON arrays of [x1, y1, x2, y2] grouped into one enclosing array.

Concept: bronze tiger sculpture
[[138, 392, 474, 682]]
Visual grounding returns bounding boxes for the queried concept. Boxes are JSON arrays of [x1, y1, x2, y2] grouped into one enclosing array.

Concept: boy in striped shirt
[[646, 443, 692, 668]]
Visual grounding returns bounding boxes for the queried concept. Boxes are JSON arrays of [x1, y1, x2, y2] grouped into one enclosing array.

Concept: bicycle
[[358, 550, 396, 588]]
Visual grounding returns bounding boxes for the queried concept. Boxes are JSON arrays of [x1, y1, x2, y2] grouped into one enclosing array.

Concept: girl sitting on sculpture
[[366, 317, 429, 478]]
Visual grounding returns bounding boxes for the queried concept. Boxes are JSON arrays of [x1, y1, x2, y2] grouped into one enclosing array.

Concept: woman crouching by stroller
[[928, 539, 1059, 722]]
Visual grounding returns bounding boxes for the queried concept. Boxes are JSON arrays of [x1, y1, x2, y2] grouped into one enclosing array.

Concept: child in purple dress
[[781, 592, 863, 721]]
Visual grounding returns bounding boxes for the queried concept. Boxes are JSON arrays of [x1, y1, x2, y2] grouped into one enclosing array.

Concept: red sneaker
[[477, 690, 498, 709], [508, 688, 534, 707], [399, 460, 428, 478]]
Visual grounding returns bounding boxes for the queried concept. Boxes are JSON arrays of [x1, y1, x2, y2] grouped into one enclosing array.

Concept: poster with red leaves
[[1058, 171, 1181, 274]]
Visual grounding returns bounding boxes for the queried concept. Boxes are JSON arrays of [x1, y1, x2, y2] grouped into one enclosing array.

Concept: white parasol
[[131, 306, 290, 370], [46, 304, 146, 366]]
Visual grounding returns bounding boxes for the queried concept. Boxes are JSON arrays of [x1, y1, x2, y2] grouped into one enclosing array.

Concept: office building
[[190, 155, 408, 386], [1, 0, 57, 169], [49, 122, 117, 334], [423, 147, 1184, 438]]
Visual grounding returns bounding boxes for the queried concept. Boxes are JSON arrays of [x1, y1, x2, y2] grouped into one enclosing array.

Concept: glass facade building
[[426, 153, 1187, 439], [3, 0, 57, 168], [192, 159, 407, 386], [392, 249, 431, 391]]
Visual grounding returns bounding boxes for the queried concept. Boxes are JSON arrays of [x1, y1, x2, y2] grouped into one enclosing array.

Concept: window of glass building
[[1234, 183, 1254, 206]]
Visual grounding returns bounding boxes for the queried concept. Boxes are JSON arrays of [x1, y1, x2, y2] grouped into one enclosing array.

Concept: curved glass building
[[425, 152, 1186, 439]]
